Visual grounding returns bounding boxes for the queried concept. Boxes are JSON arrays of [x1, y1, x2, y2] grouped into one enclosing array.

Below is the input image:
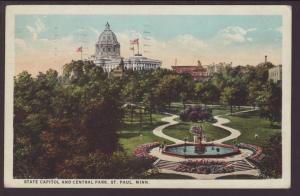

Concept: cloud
[[275, 26, 282, 33], [114, 31, 208, 67], [15, 38, 27, 50], [26, 18, 46, 40], [15, 23, 281, 75], [218, 26, 256, 45], [88, 27, 100, 36], [266, 26, 282, 34], [169, 34, 207, 50]]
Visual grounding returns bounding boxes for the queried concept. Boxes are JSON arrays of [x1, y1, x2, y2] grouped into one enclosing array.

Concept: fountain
[[162, 124, 240, 158]]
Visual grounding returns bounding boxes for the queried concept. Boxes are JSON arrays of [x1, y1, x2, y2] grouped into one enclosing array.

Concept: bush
[[180, 106, 213, 122]]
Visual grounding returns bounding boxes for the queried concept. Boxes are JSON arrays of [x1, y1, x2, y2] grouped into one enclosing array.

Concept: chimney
[[265, 55, 268, 63]]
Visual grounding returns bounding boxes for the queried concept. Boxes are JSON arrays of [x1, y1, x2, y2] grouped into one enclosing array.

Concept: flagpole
[[133, 45, 135, 56], [81, 46, 82, 61]]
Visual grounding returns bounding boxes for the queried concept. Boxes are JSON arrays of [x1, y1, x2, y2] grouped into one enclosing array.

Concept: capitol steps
[[154, 159, 180, 170]]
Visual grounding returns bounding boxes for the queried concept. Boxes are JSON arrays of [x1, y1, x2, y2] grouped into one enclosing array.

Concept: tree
[[142, 92, 156, 124], [156, 74, 181, 110], [260, 133, 282, 178], [122, 78, 139, 124], [257, 81, 282, 124], [13, 61, 126, 178], [220, 86, 238, 114], [247, 81, 261, 108]]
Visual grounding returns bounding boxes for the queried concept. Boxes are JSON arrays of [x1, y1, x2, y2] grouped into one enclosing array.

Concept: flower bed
[[238, 143, 264, 163], [175, 159, 234, 174], [133, 142, 160, 161]]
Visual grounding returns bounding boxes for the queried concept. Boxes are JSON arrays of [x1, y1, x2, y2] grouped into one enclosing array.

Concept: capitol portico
[[90, 22, 161, 72]]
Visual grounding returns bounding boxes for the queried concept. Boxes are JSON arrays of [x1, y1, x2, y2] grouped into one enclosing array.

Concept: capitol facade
[[90, 23, 161, 72]]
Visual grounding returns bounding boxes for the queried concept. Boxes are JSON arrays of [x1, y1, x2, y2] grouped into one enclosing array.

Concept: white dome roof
[[98, 22, 119, 45]]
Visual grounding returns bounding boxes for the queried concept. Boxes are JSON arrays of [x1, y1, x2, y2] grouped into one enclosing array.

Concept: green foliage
[[13, 59, 282, 178], [259, 133, 282, 178], [59, 151, 153, 179], [13, 61, 127, 178], [257, 81, 282, 123]]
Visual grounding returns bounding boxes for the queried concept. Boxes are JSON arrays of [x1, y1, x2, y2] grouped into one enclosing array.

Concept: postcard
[[4, 5, 291, 188]]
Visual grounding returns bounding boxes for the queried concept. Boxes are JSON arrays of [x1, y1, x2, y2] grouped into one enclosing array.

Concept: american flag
[[76, 46, 82, 52], [130, 38, 139, 45]]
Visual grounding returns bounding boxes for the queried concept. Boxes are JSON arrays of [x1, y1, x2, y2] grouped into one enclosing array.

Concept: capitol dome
[[95, 22, 120, 59]]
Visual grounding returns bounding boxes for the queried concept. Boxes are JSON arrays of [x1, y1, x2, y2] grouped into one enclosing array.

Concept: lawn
[[210, 106, 252, 116], [223, 110, 281, 146], [169, 102, 252, 116], [163, 120, 230, 142], [118, 104, 280, 154], [118, 112, 171, 154]]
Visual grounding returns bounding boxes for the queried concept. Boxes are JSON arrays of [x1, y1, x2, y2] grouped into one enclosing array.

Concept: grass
[[118, 112, 172, 154], [119, 103, 281, 154], [223, 110, 281, 146], [163, 120, 230, 142], [169, 102, 252, 116], [211, 106, 251, 116]]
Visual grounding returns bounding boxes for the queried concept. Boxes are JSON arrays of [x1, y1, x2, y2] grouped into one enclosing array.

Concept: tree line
[[13, 60, 281, 178]]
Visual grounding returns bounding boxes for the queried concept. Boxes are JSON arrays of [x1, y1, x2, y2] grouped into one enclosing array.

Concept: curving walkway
[[152, 113, 183, 144], [211, 109, 258, 143], [149, 108, 260, 179], [152, 109, 258, 145]]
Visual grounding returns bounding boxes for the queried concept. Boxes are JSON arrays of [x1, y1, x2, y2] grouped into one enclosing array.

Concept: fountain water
[[162, 124, 240, 158]]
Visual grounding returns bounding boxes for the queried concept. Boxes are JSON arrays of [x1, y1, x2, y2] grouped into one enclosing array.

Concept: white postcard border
[[4, 5, 292, 189]]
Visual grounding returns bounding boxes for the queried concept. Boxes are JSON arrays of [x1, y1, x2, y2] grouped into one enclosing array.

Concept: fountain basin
[[162, 143, 240, 158]]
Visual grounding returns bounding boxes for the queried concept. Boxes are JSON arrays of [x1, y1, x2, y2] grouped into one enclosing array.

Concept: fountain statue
[[190, 125, 206, 153]]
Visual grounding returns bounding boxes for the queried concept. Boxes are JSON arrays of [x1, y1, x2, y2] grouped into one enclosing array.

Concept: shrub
[[180, 106, 213, 122]]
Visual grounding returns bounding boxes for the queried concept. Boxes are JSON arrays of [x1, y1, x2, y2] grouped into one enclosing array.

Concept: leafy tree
[[257, 81, 282, 124], [259, 133, 282, 178], [142, 92, 156, 124], [220, 86, 238, 114], [156, 74, 181, 110]]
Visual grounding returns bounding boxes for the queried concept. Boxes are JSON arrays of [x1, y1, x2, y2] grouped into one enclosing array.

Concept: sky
[[15, 15, 282, 75]]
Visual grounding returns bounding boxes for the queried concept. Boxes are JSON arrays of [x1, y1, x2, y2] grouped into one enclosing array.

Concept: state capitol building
[[90, 23, 161, 72]]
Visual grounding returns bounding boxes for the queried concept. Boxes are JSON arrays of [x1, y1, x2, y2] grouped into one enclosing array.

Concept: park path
[[152, 108, 258, 144], [152, 113, 183, 144], [150, 108, 260, 179], [211, 109, 258, 143]]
